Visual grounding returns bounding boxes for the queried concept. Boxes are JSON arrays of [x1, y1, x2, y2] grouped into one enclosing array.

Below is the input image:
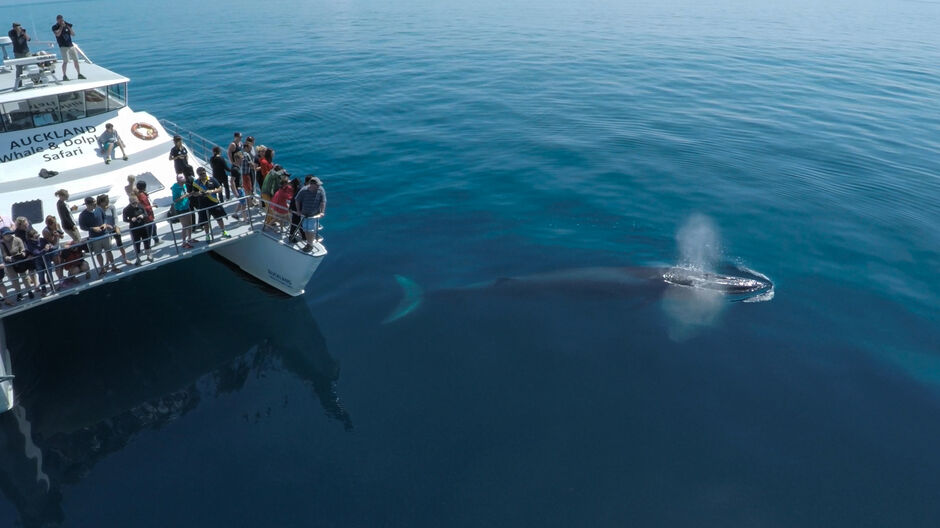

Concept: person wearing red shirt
[[135, 181, 160, 245], [270, 175, 294, 228]]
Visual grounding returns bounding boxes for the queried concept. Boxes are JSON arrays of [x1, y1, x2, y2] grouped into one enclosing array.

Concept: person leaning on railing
[[261, 164, 288, 226], [287, 178, 303, 244], [41, 215, 66, 282], [78, 196, 118, 274], [0, 226, 28, 301], [270, 174, 294, 228], [135, 181, 159, 245], [123, 193, 153, 264], [98, 194, 132, 266], [23, 227, 52, 297], [10, 218, 39, 297], [294, 176, 326, 253], [170, 174, 196, 248]]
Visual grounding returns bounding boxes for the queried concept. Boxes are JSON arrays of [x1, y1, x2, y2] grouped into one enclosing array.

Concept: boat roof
[[0, 61, 128, 105]]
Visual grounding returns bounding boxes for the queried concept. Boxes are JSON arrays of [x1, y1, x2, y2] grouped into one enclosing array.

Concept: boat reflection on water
[[0, 256, 350, 528]]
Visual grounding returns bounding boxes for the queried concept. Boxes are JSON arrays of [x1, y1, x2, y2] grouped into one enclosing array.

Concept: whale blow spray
[[676, 214, 720, 272], [663, 214, 725, 340]]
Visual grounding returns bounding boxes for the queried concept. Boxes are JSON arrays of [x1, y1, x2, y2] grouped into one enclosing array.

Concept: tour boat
[[0, 38, 327, 412]]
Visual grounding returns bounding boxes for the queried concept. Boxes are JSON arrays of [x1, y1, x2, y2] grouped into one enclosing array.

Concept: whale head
[[661, 266, 774, 302]]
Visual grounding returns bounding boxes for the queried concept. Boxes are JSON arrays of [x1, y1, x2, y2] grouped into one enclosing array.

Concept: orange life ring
[[131, 122, 158, 141]]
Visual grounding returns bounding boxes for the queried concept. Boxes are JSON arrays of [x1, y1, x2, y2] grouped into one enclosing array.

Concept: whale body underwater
[[384, 264, 774, 323]]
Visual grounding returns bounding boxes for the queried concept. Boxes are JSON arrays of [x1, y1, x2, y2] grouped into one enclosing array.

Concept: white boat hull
[[0, 323, 12, 412], [212, 233, 326, 296]]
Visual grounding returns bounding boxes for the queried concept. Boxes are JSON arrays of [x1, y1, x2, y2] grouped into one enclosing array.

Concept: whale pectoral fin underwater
[[383, 275, 425, 324]]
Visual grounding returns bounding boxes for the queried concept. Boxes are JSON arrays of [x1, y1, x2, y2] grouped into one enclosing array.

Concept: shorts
[[301, 216, 320, 232], [87, 236, 111, 253], [12, 257, 30, 274], [60, 46, 78, 62], [168, 206, 190, 224], [198, 203, 224, 224], [207, 203, 225, 219]]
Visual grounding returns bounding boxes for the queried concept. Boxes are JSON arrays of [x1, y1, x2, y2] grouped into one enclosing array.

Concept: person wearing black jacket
[[123, 194, 152, 265], [209, 146, 232, 201]]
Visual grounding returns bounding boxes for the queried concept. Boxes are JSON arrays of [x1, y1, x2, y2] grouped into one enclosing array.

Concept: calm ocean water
[[0, 0, 938, 526]]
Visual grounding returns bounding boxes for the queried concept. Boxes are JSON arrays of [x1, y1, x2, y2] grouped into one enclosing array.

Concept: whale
[[384, 263, 774, 323]]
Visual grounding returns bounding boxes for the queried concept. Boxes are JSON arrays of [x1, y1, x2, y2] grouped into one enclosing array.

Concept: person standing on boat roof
[[52, 15, 84, 81], [54, 189, 82, 242], [8, 22, 29, 57], [192, 167, 232, 240], [169, 135, 193, 177], [8, 22, 30, 80], [78, 196, 118, 273], [97, 123, 128, 164], [294, 176, 326, 252], [210, 146, 232, 200]]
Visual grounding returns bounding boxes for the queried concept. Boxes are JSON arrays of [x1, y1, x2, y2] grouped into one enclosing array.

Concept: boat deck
[[0, 199, 325, 320], [0, 45, 127, 102]]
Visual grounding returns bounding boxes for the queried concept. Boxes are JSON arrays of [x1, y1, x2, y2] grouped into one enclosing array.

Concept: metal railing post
[[45, 251, 57, 295], [246, 197, 256, 232], [167, 216, 180, 255], [87, 241, 102, 278]]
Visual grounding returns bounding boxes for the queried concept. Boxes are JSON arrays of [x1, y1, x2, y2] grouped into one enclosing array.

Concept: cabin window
[[58, 91, 86, 121], [29, 95, 62, 127], [107, 83, 126, 111], [1, 101, 32, 131], [0, 82, 128, 130], [84, 87, 108, 117]]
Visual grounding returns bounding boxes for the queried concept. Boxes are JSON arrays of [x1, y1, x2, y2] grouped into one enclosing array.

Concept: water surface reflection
[[0, 256, 349, 527]]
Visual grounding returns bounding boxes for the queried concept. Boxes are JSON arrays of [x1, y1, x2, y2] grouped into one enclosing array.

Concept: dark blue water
[[1, 0, 939, 526]]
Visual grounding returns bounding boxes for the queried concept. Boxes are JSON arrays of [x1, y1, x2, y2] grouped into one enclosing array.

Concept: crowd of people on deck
[[0, 130, 326, 308]]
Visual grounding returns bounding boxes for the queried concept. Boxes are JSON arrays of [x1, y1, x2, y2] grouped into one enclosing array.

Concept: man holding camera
[[52, 14, 84, 80], [8, 22, 30, 79], [8, 22, 29, 58]]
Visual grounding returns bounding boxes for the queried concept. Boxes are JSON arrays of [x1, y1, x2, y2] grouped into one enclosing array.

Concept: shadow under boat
[[0, 254, 350, 528]]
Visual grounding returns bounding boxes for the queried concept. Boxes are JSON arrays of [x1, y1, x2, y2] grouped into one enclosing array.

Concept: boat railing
[[158, 118, 216, 171], [255, 196, 322, 247], [0, 194, 323, 313]]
